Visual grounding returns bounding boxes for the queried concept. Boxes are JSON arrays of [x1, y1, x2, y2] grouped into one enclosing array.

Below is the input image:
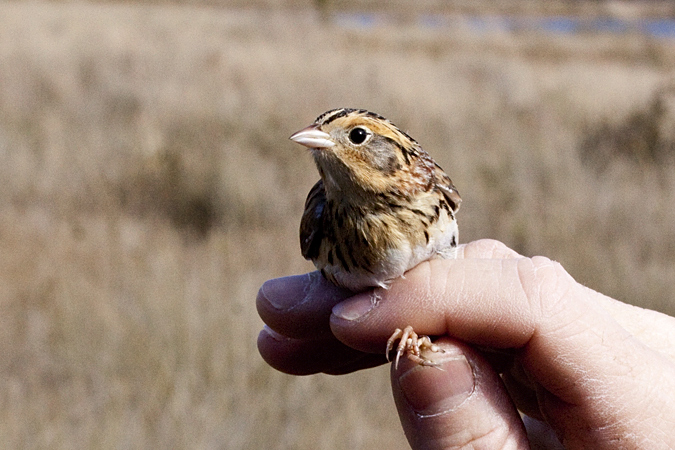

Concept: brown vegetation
[[1, 2, 674, 448]]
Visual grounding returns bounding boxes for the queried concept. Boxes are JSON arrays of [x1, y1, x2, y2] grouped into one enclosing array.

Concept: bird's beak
[[289, 125, 335, 148]]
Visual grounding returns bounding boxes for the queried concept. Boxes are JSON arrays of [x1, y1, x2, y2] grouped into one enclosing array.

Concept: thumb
[[391, 338, 529, 450]]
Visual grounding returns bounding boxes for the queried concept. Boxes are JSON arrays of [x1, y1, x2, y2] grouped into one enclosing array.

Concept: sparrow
[[290, 108, 461, 366]]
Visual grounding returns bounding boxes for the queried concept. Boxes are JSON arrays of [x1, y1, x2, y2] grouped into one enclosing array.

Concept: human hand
[[257, 239, 675, 449]]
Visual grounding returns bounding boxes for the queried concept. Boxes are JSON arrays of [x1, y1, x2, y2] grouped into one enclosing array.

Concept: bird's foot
[[386, 326, 444, 369]]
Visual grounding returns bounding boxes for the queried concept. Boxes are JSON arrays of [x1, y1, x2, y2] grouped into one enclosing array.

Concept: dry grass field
[[1, 2, 675, 448]]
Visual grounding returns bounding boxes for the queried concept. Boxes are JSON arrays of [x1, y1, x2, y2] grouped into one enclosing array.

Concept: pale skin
[[257, 239, 675, 449]]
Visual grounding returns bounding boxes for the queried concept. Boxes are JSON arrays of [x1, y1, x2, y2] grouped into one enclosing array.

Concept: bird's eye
[[348, 127, 370, 145]]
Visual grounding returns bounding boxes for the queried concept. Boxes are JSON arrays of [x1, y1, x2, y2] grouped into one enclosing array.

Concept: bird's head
[[290, 108, 434, 201]]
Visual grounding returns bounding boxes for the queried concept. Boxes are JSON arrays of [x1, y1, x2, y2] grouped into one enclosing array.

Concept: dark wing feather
[[300, 180, 326, 261]]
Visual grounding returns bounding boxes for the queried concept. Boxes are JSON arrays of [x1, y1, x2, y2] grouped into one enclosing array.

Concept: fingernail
[[260, 325, 287, 342], [332, 292, 377, 321], [260, 273, 316, 310], [398, 354, 475, 417]]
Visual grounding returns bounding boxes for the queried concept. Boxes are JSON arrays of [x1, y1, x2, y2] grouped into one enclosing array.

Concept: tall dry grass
[[1, 2, 675, 449]]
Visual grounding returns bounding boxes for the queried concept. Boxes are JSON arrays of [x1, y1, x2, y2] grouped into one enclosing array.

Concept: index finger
[[257, 240, 521, 339]]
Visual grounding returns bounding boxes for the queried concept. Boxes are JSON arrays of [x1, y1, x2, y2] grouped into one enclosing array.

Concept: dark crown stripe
[[314, 108, 342, 124], [316, 108, 420, 148], [316, 108, 350, 126]]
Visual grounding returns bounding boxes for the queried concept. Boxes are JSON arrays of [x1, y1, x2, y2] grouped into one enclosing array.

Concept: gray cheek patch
[[367, 137, 402, 175]]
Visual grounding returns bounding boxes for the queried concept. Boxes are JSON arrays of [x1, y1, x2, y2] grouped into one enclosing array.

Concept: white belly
[[323, 210, 458, 291]]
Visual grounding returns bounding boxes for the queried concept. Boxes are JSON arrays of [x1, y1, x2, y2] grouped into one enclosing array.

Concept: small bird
[[290, 108, 461, 366]]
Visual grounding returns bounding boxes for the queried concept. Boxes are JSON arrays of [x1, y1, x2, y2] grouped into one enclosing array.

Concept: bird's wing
[[300, 179, 326, 261], [434, 165, 462, 213]]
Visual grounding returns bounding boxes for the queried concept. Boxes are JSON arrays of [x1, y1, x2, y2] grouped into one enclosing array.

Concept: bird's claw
[[386, 325, 444, 369]]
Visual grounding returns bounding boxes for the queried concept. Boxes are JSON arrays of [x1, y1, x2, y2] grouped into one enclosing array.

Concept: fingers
[[330, 256, 537, 353], [255, 239, 529, 375], [258, 238, 675, 446], [256, 272, 386, 375], [256, 271, 353, 339], [256, 272, 387, 374], [391, 338, 530, 450], [257, 240, 519, 340], [257, 326, 386, 375], [330, 250, 675, 447]]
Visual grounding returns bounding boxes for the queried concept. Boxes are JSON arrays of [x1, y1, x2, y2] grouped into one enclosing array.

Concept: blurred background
[[1, 0, 675, 448]]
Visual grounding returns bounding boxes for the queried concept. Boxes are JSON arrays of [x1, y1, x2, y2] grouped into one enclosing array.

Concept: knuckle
[[461, 239, 512, 259], [516, 256, 574, 320]]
